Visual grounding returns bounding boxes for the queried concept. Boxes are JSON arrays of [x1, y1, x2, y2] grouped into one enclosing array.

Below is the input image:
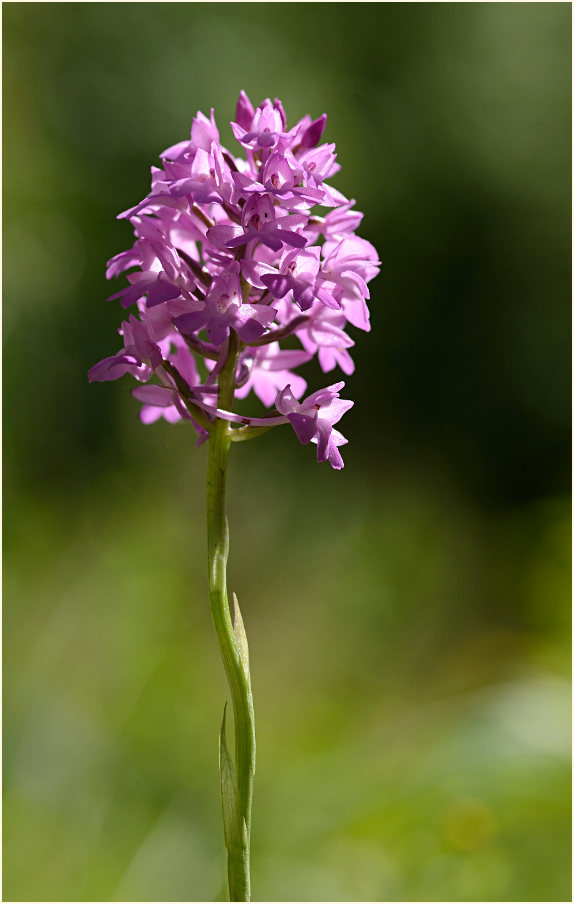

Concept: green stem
[[206, 331, 255, 902]]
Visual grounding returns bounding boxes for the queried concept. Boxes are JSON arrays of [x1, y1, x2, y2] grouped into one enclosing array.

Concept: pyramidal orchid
[[90, 90, 379, 902]]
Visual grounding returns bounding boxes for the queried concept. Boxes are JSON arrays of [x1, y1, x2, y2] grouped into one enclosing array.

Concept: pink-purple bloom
[[89, 92, 379, 469]]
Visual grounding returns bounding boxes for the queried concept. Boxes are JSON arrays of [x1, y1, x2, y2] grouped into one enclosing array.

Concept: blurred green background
[[3, 3, 571, 902]]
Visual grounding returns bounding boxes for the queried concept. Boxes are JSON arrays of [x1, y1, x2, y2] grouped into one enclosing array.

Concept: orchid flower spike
[[90, 91, 380, 468]]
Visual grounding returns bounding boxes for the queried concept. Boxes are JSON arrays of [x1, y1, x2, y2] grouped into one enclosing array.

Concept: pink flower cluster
[[89, 91, 379, 469]]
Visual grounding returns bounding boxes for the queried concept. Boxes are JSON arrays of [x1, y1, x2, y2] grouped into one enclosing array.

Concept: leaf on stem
[[219, 704, 248, 857], [233, 593, 250, 682]]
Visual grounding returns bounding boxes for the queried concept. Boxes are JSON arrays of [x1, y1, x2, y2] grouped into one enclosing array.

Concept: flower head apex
[[231, 97, 295, 150]]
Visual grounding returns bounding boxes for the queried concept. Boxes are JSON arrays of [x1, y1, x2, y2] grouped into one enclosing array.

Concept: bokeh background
[[3, 3, 571, 902]]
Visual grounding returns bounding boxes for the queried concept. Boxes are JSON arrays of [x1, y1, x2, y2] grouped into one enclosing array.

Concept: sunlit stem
[[206, 329, 255, 901]]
